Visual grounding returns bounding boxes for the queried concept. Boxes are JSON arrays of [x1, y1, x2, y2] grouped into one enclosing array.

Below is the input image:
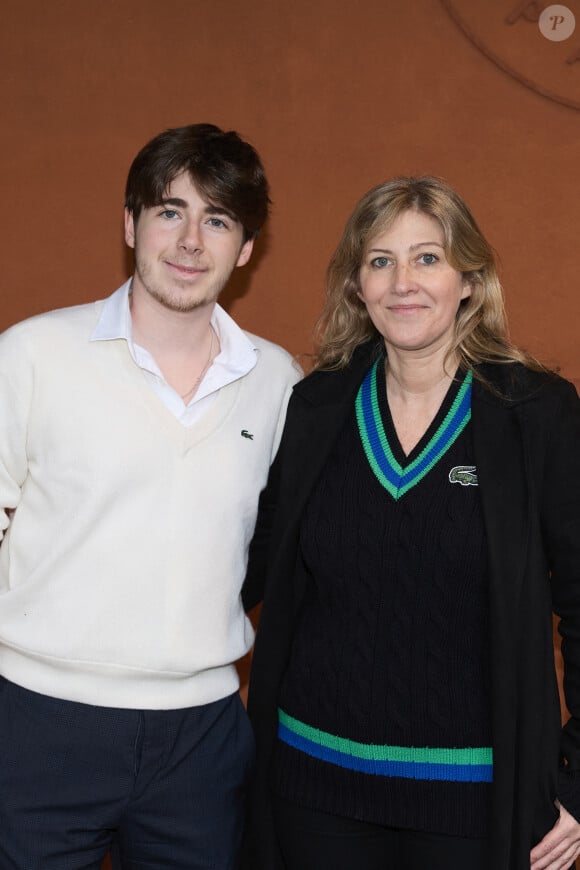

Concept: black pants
[[273, 795, 488, 870], [0, 678, 255, 869]]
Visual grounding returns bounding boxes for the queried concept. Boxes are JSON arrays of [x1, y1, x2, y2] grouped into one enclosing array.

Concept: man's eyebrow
[[204, 203, 238, 221], [160, 197, 188, 208], [159, 197, 238, 221]]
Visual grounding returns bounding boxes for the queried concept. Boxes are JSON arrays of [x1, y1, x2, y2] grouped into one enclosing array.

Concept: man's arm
[[242, 358, 301, 611], [0, 327, 33, 542]]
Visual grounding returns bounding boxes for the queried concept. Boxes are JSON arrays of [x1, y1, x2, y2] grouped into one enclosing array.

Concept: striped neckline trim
[[355, 362, 473, 500], [278, 708, 492, 783]]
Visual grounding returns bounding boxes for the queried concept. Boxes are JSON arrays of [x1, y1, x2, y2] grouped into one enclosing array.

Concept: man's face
[[124, 172, 253, 314]]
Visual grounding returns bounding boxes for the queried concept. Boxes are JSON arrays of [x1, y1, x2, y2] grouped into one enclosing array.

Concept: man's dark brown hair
[[125, 124, 270, 242]]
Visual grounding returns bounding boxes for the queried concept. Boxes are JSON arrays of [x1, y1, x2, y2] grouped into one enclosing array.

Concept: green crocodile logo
[[449, 465, 478, 486]]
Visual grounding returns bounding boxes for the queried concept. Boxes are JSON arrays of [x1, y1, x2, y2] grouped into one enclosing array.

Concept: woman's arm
[[242, 445, 283, 612], [532, 380, 580, 868]]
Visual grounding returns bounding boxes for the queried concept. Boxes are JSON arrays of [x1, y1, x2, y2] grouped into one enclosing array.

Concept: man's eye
[[208, 217, 227, 229], [161, 209, 179, 219]]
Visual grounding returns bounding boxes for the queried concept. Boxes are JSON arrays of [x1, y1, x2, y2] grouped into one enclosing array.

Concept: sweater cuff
[[558, 768, 580, 822]]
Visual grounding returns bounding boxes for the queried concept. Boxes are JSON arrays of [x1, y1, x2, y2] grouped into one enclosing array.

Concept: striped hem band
[[278, 708, 493, 783]]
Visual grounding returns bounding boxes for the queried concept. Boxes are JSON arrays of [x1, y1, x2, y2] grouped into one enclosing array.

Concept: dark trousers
[[273, 795, 489, 870], [0, 677, 254, 869]]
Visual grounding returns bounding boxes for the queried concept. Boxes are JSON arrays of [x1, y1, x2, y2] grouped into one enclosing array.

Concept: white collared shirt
[[90, 279, 258, 427]]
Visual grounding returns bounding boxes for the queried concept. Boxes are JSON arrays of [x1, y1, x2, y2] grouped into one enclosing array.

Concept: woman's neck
[[384, 345, 459, 456], [385, 344, 457, 401]]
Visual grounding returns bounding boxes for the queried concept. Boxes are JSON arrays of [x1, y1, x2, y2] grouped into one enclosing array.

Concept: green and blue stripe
[[278, 708, 492, 783], [355, 362, 472, 500]]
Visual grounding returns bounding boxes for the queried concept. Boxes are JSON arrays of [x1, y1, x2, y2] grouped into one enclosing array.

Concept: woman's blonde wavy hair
[[316, 176, 541, 375]]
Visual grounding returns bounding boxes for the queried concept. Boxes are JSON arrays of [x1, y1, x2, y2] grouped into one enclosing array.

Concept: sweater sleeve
[[540, 379, 580, 820], [242, 361, 301, 612], [0, 326, 33, 542]]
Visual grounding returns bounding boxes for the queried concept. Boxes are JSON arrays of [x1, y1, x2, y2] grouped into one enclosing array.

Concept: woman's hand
[[530, 801, 580, 869]]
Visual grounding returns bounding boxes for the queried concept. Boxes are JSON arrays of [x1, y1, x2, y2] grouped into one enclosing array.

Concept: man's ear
[[235, 238, 254, 268], [124, 209, 136, 249]]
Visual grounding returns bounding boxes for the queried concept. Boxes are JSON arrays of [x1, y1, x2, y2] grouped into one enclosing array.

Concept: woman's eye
[[418, 253, 438, 265], [371, 256, 390, 268]]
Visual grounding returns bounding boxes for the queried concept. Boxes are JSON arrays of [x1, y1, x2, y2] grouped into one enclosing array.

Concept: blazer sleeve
[[540, 379, 580, 819], [241, 444, 283, 612]]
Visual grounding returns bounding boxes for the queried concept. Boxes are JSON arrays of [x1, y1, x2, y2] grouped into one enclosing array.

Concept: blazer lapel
[[272, 347, 380, 609], [281, 345, 380, 536]]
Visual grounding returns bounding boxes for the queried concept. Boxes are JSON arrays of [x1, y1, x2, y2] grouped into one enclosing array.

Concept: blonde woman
[[243, 177, 580, 870]]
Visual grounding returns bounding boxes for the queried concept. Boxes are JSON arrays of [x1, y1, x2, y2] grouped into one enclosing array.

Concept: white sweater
[[0, 298, 300, 709]]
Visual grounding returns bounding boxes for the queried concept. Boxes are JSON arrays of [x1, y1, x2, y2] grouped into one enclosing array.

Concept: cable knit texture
[[274, 366, 491, 837]]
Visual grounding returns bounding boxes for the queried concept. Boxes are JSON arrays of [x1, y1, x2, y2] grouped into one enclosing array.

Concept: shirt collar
[[90, 279, 133, 343], [90, 279, 258, 378]]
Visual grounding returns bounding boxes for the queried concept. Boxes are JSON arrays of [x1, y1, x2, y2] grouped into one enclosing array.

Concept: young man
[[0, 124, 300, 869]]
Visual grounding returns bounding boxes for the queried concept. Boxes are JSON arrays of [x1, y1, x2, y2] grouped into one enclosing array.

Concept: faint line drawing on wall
[[440, 0, 580, 112]]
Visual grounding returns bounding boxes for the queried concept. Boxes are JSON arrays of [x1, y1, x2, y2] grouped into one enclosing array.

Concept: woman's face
[[358, 209, 471, 359]]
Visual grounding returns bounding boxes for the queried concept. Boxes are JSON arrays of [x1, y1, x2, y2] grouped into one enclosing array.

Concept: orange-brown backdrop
[[2, 1, 580, 866]]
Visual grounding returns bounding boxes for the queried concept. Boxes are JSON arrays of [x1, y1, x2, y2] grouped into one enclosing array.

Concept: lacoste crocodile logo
[[449, 465, 478, 486], [241, 430, 254, 440]]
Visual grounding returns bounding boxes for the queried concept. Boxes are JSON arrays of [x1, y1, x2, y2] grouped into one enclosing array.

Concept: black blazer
[[242, 343, 580, 870]]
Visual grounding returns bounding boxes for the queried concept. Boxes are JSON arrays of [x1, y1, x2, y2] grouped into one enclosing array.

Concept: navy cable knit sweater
[[273, 365, 492, 837]]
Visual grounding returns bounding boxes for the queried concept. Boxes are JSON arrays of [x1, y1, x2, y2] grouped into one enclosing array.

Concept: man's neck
[[129, 283, 216, 357]]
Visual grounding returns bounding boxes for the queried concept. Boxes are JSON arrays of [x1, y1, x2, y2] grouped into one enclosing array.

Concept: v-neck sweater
[[274, 363, 492, 837], [0, 297, 299, 709]]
